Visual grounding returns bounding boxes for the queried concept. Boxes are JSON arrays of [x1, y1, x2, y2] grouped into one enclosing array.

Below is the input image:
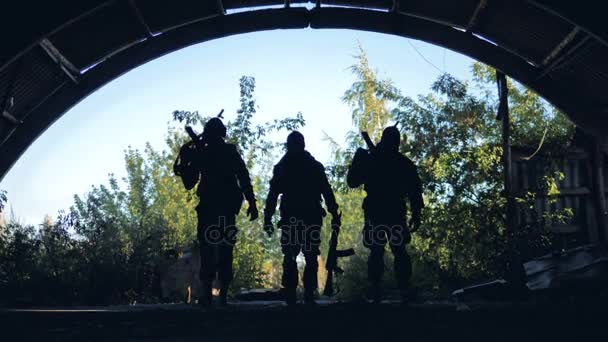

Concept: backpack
[[173, 142, 199, 190]]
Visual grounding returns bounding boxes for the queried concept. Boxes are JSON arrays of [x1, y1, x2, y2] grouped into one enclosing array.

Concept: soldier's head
[[378, 126, 400, 152], [203, 117, 227, 141], [286, 131, 305, 153]]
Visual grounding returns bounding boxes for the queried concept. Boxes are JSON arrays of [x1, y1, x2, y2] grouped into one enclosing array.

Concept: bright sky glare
[[1, 29, 476, 224]]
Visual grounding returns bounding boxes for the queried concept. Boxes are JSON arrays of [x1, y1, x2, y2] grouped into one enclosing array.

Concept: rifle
[[323, 214, 355, 297], [184, 109, 224, 149], [361, 131, 376, 152], [173, 109, 224, 187]]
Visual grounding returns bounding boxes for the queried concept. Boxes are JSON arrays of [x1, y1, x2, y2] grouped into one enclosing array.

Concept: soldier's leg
[[365, 223, 387, 283], [389, 224, 412, 300], [197, 211, 217, 306], [217, 215, 237, 305], [280, 223, 299, 304], [302, 224, 321, 303], [368, 245, 385, 284], [364, 220, 387, 301]]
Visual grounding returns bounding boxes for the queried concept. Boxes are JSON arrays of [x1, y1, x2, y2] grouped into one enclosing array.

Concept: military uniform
[[347, 129, 423, 299], [175, 118, 256, 305], [265, 142, 338, 304]]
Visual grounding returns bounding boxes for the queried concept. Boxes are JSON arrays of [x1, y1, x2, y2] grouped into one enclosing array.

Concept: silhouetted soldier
[[264, 131, 340, 305], [174, 116, 258, 306], [347, 126, 423, 302]]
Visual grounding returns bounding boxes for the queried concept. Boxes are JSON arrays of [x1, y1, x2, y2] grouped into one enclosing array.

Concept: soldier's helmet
[[378, 126, 400, 152], [286, 131, 305, 152], [203, 117, 227, 140]]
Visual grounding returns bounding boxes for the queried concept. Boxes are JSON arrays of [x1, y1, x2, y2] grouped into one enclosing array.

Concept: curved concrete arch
[[1, 4, 607, 180]]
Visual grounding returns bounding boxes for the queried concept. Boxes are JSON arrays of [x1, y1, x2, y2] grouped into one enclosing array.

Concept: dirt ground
[[1, 299, 606, 341]]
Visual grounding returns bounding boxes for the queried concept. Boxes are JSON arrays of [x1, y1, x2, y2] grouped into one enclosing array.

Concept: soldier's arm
[[264, 166, 281, 223], [319, 163, 339, 217], [233, 146, 256, 204]]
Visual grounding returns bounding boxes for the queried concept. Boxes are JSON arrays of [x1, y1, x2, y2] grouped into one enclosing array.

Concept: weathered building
[[512, 138, 607, 249]]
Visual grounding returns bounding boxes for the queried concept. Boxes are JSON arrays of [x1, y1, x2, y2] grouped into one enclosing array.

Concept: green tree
[[63, 75, 304, 300], [329, 48, 576, 297], [0, 189, 6, 213], [324, 46, 413, 298]]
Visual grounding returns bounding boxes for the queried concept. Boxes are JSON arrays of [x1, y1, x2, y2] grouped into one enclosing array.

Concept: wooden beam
[[498, 71, 513, 214], [550, 224, 580, 234], [496, 71, 509, 121], [514, 187, 592, 197], [497, 70, 524, 284], [591, 141, 608, 242]]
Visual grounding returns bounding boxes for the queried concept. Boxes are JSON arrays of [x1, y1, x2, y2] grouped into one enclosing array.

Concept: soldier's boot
[[285, 287, 297, 306], [218, 283, 230, 307], [199, 282, 213, 307], [303, 253, 318, 305], [367, 282, 382, 304], [217, 241, 234, 308], [304, 287, 316, 305], [282, 251, 298, 306], [367, 247, 385, 303], [399, 286, 416, 304], [393, 245, 413, 304]]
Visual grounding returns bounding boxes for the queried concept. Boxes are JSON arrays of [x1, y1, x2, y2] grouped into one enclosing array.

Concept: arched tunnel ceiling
[[1, 0, 608, 180]]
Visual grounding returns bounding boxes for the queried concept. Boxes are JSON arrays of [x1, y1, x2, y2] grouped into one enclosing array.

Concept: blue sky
[[0, 29, 476, 224]]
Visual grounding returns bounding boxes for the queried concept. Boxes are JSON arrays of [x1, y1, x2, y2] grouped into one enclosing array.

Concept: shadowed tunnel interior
[[1, 0, 608, 181]]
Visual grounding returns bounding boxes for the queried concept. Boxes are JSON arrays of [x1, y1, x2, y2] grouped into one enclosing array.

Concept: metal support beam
[[391, 0, 399, 13], [285, 0, 291, 9], [316, 0, 322, 9], [0, 108, 21, 147], [537, 35, 590, 80], [0, 0, 116, 75], [129, 0, 154, 37], [2, 110, 21, 125], [528, 0, 608, 49], [466, 0, 487, 33], [217, 0, 225, 15], [542, 27, 580, 66], [1, 57, 22, 117], [39, 38, 80, 83]]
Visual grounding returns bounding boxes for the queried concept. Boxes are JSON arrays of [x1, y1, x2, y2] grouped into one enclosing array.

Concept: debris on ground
[[524, 244, 608, 292]]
